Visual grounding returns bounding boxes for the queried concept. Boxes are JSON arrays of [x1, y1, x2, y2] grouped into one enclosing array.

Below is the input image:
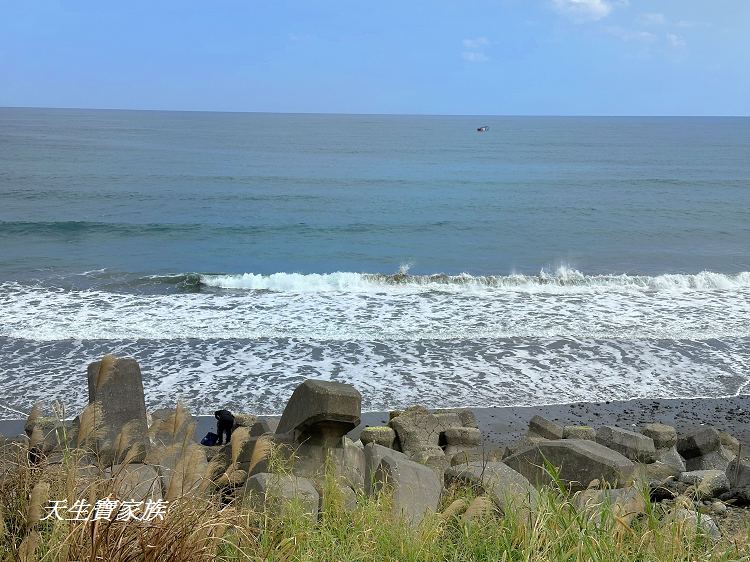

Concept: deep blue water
[[1, 108, 749, 418]]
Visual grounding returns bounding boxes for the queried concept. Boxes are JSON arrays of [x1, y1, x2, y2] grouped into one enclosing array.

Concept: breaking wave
[[199, 267, 750, 293]]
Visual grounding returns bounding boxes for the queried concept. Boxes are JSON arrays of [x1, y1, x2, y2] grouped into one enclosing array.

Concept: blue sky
[[1, 1, 748, 115]]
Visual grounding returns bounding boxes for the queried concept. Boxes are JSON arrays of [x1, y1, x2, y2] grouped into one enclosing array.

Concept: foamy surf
[[1, 267, 749, 418], [199, 268, 750, 293]]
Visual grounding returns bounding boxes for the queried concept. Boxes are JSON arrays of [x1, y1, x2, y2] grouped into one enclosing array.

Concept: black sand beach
[[4, 394, 750, 448]]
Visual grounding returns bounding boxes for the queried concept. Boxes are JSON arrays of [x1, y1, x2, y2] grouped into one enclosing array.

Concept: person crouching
[[214, 409, 235, 445]]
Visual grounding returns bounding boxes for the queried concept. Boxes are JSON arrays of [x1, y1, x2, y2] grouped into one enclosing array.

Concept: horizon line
[[1, 105, 748, 119]]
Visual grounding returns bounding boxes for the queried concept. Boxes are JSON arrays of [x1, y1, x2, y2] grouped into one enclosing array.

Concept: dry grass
[[1, 432, 750, 561]]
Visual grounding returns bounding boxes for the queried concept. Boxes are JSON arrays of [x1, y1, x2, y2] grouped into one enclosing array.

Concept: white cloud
[[461, 37, 490, 63], [552, 0, 623, 23], [462, 51, 489, 63], [638, 12, 666, 26], [667, 33, 687, 48], [463, 37, 490, 49], [605, 26, 656, 43]]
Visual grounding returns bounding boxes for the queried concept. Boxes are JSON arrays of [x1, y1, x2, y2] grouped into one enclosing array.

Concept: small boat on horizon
[[477, 126, 489, 132]]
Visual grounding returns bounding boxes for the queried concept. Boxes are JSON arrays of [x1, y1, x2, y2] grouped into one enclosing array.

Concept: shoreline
[[4, 394, 750, 448]]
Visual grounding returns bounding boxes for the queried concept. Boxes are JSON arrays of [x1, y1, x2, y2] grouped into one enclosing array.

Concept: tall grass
[[1, 435, 749, 561]]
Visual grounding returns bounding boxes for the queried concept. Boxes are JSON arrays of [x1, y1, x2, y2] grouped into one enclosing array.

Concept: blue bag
[[201, 432, 218, 446]]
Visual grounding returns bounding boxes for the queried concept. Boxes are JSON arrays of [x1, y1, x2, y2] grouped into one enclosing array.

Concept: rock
[[649, 478, 688, 502], [149, 404, 196, 447], [360, 426, 396, 448], [655, 446, 686, 473], [576, 486, 646, 527], [444, 461, 537, 513], [244, 473, 319, 517], [671, 508, 721, 541], [719, 431, 741, 456], [250, 418, 279, 437], [389, 411, 443, 457], [641, 423, 677, 449], [719, 486, 750, 506], [434, 408, 478, 429], [462, 496, 494, 522], [504, 435, 548, 458], [373, 453, 442, 524], [685, 448, 734, 472], [276, 379, 362, 445], [412, 446, 449, 478], [329, 437, 366, 490], [503, 439, 635, 492], [86, 356, 150, 464], [634, 460, 682, 485], [363, 443, 409, 495], [441, 498, 469, 519], [443, 427, 481, 449], [232, 413, 257, 430], [105, 463, 162, 502], [596, 426, 656, 463], [727, 458, 750, 487], [563, 426, 596, 441], [226, 428, 259, 472], [528, 415, 563, 440], [450, 447, 506, 466], [677, 427, 721, 458], [432, 412, 463, 428], [285, 436, 365, 490], [679, 470, 730, 500], [711, 501, 728, 514]]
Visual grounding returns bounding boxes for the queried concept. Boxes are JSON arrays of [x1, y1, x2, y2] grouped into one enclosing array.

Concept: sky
[[1, 1, 748, 116]]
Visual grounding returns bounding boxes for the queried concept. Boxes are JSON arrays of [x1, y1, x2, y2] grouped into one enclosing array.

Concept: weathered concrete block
[[276, 380, 361, 445], [503, 439, 635, 491], [363, 443, 409, 495], [360, 426, 396, 448], [250, 418, 279, 437], [528, 415, 563, 440], [444, 427, 481, 447], [728, 458, 750, 488], [389, 412, 442, 457], [679, 470, 729, 500], [686, 447, 734, 471], [87, 356, 150, 464], [244, 473, 319, 516], [655, 446, 686, 473], [433, 412, 463, 430], [450, 447, 506, 466], [596, 426, 656, 463], [719, 431, 741, 456], [671, 508, 721, 541], [641, 423, 677, 449], [434, 408, 478, 429], [149, 405, 196, 448], [563, 426, 596, 441], [373, 454, 441, 524], [105, 463, 162, 502], [677, 427, 721, 459], [575, 486, 646, 527], [145, 443, 207, 499], [445, 461, 537, 513]]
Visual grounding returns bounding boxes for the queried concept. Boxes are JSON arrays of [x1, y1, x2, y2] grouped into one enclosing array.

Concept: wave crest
[[199, 267, 750, 293]]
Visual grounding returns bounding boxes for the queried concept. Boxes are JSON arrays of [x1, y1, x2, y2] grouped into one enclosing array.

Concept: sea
[[1, 108, 749, 419]]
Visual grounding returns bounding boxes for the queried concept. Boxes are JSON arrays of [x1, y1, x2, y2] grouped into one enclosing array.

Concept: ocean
[[1, 107, 749, 419]]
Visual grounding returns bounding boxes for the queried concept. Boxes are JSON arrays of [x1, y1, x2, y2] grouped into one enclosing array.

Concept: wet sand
[[4, 395, 750, 449]]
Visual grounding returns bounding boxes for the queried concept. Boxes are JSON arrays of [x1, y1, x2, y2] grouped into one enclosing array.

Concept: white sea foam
[[199, 268, 750, 293], [2, 270, 750, 342], [1, 269, 749, 417]]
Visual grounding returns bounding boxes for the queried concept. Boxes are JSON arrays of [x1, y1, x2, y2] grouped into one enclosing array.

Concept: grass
[[2, 433, 750, 561]]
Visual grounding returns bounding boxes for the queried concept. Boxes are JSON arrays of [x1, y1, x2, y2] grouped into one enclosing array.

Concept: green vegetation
[[1, 437, 749, 562]]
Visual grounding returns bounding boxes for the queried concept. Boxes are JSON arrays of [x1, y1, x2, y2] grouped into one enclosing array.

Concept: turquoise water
[[1, 108, 749, 417]]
